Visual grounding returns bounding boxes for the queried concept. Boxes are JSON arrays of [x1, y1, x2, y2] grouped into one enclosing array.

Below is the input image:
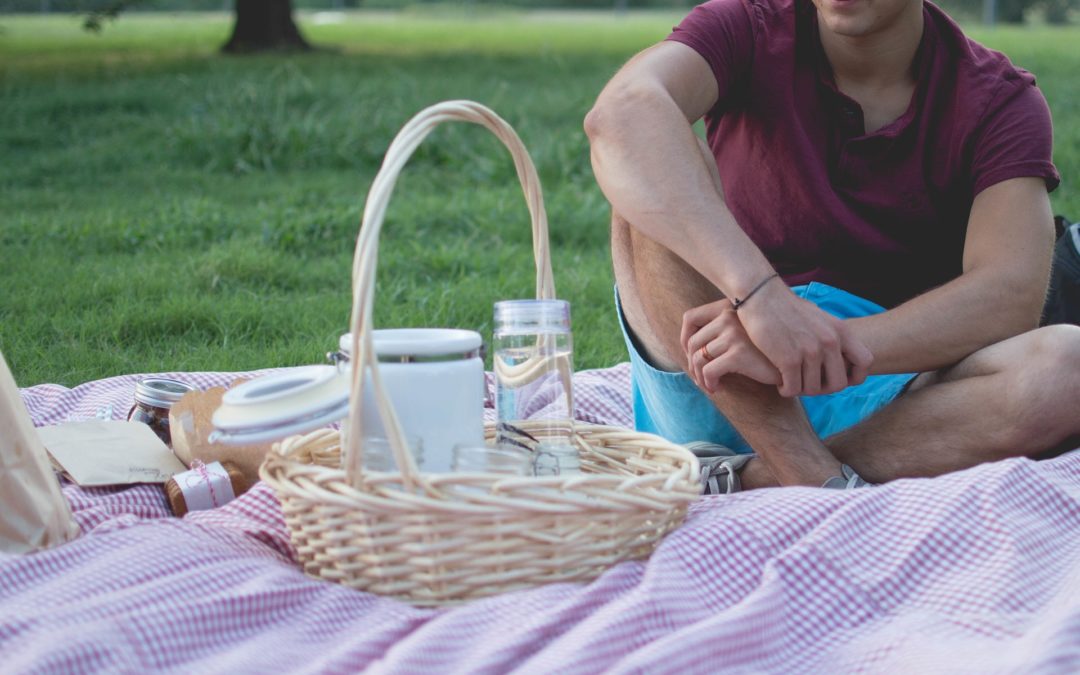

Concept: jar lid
[[134, 378, 197, 409], [339, 329, 482, 362], [493, 299, 570, 333], [210, 365, 350, 445]]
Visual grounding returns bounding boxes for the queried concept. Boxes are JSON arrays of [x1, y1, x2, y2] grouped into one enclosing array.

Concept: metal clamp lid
[[339, 329, 483, 362], [134, 378, 198, 409]]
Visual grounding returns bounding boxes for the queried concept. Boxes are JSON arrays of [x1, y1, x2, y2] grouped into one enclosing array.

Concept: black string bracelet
[[731, 272, 780, 311]]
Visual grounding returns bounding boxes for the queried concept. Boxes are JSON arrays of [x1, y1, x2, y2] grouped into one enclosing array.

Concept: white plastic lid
[[210, 365, 350, 445], [339, 329, 482, 359]]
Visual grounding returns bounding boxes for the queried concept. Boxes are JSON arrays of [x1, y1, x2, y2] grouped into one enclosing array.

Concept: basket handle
[[344, 100, 556, 490]]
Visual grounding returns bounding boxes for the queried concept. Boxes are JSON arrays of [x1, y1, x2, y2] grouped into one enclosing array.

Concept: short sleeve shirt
[[667, 0, 1060, 308]]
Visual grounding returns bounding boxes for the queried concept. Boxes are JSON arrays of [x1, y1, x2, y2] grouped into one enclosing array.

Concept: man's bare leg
[[613, 216, 842, 486], [612, 140, 1080, 489], [824, 324, 1080, 483], [611, 139, 844, 487]]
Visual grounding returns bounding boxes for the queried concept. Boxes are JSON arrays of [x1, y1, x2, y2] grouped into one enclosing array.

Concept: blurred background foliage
[[0, 0, 1076, 25]]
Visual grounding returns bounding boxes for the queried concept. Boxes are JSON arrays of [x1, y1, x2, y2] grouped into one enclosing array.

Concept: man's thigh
[[892, 325, 1080, 459], [902, 326, 1050, 396], [610, 213, 720, 372]]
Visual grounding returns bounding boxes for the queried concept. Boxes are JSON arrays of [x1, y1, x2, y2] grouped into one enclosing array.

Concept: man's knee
[[1022, 324, 1080, 372], [1017, 324, 1080, 409], [998, 325, 1080, 445]]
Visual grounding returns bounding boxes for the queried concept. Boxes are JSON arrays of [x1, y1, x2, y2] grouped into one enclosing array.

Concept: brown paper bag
[[0, 350, 79, 554], [169, 384, 274, 486]]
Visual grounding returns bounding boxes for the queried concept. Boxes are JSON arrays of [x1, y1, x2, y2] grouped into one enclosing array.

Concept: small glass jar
[[533, 444, 582, 476], [128, 378, 198, 447], [452, 444, 533, 475], [363, 436, 424, 473]]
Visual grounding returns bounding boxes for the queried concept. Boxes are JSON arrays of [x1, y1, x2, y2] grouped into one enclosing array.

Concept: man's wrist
[[732, 272, 781, 311], [724, 266, 782, 306]]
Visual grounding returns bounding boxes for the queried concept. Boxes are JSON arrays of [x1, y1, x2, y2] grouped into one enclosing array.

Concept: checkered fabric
[[3, 366, 1079, 674]]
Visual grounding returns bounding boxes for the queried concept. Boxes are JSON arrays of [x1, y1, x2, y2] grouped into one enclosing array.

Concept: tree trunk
[[994, 0, 1029, 23], [222, 0, 311, 54]]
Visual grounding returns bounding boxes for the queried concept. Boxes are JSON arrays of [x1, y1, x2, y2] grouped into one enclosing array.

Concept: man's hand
[[737, 281, 872, 396], [681, 285, 873, 397], [682, 299, 780, 392]]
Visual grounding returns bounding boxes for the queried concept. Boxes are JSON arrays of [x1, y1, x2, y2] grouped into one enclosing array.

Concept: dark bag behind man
[[1042, 216, 1080, 326]]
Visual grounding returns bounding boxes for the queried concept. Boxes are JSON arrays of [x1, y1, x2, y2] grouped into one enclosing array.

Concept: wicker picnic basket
[[259, 100, 702, 606]]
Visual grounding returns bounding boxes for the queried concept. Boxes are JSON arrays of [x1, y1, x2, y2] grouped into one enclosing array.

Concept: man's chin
[[819, 15, 878, 38]]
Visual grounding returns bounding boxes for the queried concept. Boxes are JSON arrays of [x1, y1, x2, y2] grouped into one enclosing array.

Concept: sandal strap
[[697, 453, 756, 495], [821, 464, 870, 490], [683, 442, 755, 495]]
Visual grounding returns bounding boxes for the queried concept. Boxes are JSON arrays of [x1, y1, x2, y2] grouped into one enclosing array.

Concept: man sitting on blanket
[[584, 0, 1080, 491]]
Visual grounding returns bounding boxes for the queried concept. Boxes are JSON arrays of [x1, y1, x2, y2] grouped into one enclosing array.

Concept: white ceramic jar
[[339, 329, 485, 474]]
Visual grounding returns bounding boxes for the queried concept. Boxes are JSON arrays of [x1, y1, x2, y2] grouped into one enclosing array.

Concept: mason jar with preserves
[[128, 378, 197, 447]]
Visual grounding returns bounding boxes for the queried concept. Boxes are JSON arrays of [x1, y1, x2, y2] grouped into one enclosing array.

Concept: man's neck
[[818, 3, 925, 89]]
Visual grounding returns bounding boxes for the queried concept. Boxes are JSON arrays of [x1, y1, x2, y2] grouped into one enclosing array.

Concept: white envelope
[[38, 420, 187, 487]]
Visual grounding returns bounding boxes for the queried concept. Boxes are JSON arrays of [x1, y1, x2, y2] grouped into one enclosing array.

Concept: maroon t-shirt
[[668, 0, 1060, 308]]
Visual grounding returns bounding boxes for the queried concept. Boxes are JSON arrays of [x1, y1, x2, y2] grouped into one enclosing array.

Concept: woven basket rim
[[261, 422, 702, 516]]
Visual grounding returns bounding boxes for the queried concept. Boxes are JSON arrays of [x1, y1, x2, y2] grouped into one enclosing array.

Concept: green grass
[[1, 11, 1078, 386]]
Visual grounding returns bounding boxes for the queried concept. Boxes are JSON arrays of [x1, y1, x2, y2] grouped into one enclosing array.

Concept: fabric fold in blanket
[[2, 365, 1078, 674]]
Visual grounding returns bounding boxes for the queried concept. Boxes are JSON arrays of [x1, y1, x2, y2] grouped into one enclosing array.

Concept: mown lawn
[[1, 11, 1077, 386]]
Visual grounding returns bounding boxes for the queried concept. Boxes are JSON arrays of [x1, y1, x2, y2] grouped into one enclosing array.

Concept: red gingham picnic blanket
[[3, 365, 1079, 674]]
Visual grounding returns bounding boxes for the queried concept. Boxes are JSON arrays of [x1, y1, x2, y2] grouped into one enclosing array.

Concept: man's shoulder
[[926, 2, 1040, 104], [923, 3, 1057, 194]]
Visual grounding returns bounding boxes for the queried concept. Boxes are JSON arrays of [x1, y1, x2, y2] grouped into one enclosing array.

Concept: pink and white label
[[176, 461, 236, 512]]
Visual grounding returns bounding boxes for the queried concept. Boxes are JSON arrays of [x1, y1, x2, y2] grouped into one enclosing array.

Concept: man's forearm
[[848, 178, 1054, 376], [848, 267, 1046, 375]]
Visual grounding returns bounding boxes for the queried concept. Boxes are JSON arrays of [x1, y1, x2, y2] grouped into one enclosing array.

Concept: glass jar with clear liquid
[[493, 299, 578, 471]]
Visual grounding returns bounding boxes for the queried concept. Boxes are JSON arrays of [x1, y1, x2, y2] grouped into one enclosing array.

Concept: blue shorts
[[616, 282, 918, 454]]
